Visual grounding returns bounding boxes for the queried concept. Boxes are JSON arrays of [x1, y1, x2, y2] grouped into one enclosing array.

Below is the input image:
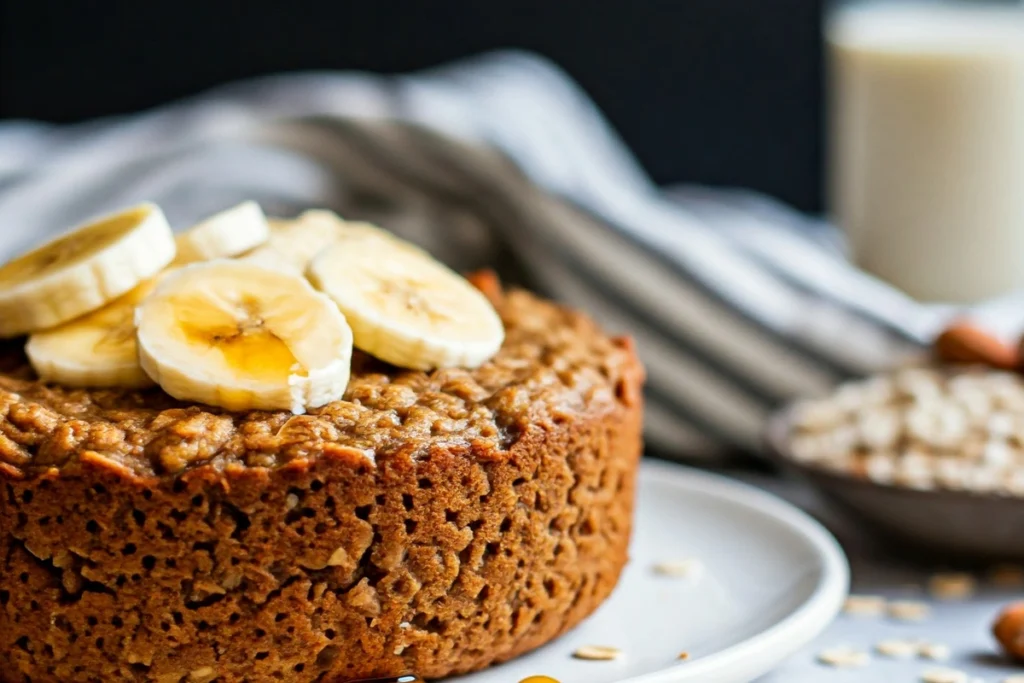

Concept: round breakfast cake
[[0, 207, 644, 683]]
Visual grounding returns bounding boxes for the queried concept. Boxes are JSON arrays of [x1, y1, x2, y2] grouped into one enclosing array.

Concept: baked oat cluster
[[788, 365, 1024, 494]]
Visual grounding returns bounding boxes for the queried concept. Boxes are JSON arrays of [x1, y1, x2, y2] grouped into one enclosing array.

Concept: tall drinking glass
[[828, 1, 1024, 302]]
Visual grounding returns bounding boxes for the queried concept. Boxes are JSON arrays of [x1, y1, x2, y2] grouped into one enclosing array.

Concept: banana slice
[[0, 203, 175, 338], [244, 209, 413, 272], [136, 260, 353, 413], [242, 211, 344, 273], [26, 278, 160, 388], [300, 210, 410, 246], [174, 201, 271, 264], [307, 235, 504, 370]]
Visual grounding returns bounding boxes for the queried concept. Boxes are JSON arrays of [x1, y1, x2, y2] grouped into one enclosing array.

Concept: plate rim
[[622, 459, 850, 683]]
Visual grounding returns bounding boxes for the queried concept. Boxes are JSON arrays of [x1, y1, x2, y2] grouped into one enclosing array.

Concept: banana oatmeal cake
[[0, 205, 644, 683]]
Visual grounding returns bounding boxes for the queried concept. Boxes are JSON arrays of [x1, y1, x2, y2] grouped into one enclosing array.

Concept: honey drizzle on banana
[[175, 293, 299, 383]]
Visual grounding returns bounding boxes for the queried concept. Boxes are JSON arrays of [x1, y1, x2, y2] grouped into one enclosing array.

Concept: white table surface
[[742, 473, 1024, 683]]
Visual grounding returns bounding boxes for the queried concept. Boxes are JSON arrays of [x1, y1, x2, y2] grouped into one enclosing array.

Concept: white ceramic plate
[[451, 459, 848, 683]]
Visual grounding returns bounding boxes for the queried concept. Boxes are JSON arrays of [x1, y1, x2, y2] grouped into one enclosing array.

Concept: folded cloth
[[0, 50, 1001, 461]]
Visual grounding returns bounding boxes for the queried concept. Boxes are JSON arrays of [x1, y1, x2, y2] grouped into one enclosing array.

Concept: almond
[[993, 601, 1024, 660], [934, 322, 1018, 369]]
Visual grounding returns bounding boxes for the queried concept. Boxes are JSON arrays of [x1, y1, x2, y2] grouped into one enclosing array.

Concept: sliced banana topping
[[2, 201, 505, 403], [0, 203, 175, 337], [307, 234, 504, 370], [26, 278, 160, 388], [136, 260, 353, 413], [174, 201, 270, 264], [243, 209, 416, 272], [243, 211, 345, 273], [301, 210, 415, 247]]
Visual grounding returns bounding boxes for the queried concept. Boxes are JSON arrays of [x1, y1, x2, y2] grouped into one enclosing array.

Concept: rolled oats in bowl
[[787, 366, 1024, 496]]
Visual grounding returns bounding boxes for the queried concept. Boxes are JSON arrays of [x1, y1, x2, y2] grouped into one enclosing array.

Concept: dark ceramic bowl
[[765, 407, 1024, 562]]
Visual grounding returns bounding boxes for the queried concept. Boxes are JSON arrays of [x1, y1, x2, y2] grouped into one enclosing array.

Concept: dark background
[[0, 0, 825, 212]]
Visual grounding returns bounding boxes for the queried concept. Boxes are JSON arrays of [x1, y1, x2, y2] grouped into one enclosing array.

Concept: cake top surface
[[0, 289, 637, 479]]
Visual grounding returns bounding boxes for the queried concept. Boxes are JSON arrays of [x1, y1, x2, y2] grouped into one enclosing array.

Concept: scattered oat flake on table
[[874, 638, 918, 658], [920, 667, 969, 683], [677, 652, 690, 661], [652, 559, 704, 579], [919, 642, 951, 661], [889, 599, 931, 621], [817, 646, 870, 668], [843, 594, 887, 617], [928, 572, 977, 600], [572, 645, 623, 661], [990, 564, 1024, 588]]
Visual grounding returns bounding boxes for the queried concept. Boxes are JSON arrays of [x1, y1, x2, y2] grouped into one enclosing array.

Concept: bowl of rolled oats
[[767, 359, 1024, 560]]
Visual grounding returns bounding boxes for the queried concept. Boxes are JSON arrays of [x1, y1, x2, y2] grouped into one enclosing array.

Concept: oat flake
[[817, 646, 870, 668], [990, 564, 1024, 588], [874, 639, 918, 658], [652, 559, 704, 579], [919, 642, 951, 661], [889, 599, 931, 622], [572, 645, 623, 661], [843, 594, 887, 617], [928, 572, 977, 601], [188, 668, 217, 683], [920, 667, 968, 683]]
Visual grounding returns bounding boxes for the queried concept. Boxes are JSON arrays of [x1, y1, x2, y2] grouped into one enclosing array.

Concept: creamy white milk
[[829, 3, 1024, 302]]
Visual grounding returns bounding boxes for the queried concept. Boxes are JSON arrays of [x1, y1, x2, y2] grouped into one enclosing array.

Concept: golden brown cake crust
[[0, 285, 644, 683]]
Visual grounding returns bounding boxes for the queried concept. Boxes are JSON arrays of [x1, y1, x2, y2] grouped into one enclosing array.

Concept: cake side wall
[[0, 383, 643, 682]]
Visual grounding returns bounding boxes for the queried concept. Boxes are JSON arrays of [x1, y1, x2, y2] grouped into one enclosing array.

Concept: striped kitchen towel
[[0, 50, 1010, 461]]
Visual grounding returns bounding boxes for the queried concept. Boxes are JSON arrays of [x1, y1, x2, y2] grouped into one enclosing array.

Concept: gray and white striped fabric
[[0, 50, 1015, 461]]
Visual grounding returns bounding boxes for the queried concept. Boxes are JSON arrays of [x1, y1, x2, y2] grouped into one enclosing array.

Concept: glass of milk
[[828, 1, 1024, 302]]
